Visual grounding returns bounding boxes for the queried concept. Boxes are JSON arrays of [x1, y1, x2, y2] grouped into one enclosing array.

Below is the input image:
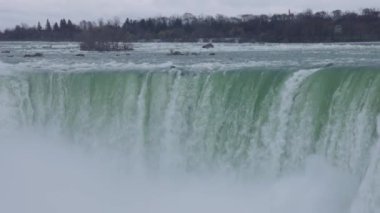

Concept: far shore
[[2, 40, 380, 44], [1, 9, 380, 43]]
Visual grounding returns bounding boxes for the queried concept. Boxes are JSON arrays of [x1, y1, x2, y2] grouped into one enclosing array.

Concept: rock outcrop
[[202, 43, 214, 49]]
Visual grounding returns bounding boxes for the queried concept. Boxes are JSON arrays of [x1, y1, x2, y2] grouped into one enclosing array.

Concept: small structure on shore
[[80, 41, 134, 52]]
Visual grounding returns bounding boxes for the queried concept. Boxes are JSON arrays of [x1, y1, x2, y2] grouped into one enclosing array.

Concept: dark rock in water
[[209, 53, 216, 56], [168, 50, 185, 56], [1, 50, 10, 54], [180, 71, 190, 76], [75, 54, 85, 57], [24, 53, 43, 58], [202, 43, 214, 49]]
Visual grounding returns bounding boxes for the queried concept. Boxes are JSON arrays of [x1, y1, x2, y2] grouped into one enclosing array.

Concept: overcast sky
[[0, 0, 378, 29]]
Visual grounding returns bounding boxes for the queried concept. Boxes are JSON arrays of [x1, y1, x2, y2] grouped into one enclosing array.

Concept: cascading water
[[0, 42, 380, 213]]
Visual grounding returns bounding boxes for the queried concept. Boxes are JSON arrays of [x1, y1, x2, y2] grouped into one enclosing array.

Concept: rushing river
[[0, 42, 380, 213]]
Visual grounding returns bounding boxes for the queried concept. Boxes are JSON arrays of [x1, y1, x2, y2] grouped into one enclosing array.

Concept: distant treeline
[[1, 9, 380, 43]]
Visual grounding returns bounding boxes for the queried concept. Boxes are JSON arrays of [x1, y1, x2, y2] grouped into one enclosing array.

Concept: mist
[[0, 131, 358, 213]]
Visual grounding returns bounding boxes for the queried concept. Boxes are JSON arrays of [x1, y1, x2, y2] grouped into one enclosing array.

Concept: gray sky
[[0, 0, 379, 29]]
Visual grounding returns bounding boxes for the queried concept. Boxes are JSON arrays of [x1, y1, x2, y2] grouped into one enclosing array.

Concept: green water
[[1, 68, 377, 174]]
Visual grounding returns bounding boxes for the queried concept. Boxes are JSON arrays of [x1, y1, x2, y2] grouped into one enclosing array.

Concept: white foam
[[0, 61, 14, 75], [134, 42, 380, 53], [0, 59, 302, 74], [2, 41, 380, 74], [7, 60, 175, 73]]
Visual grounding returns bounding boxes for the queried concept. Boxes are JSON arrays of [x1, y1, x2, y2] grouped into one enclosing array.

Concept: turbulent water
[[0, 42, 380, 213]]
